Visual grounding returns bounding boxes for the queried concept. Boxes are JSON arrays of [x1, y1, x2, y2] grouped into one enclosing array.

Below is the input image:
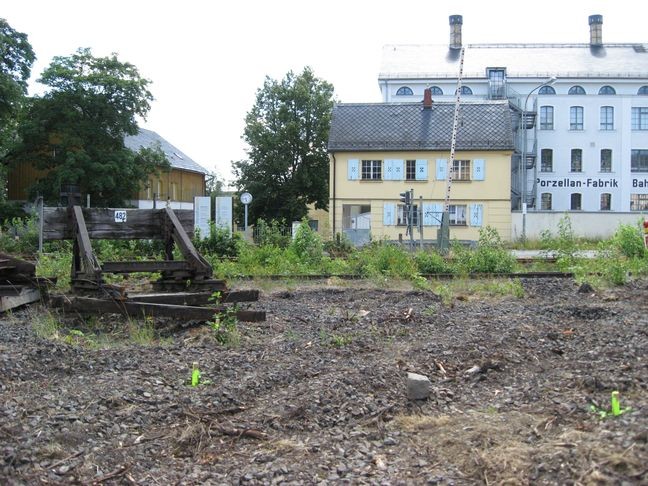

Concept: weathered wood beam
[[42, 207, 194, 241], [128, 289, 260, 306], [0, 287, 41, 312], [163, 207, 212, 277], [72, 206, 102, 282], [102, 261, 191, 274], [151, 279, 228, 292], [49, 295, 265, 322]]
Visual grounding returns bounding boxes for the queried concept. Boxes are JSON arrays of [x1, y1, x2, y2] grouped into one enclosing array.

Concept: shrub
[[291, 220, 324, 264], [324, 232, 355, 258], [611, 222, 645, 259], [194, 223, 241, 258], [414, 250, 451, 274], [254, 219, 291, 248], [0, 216, 39, 255], [452, 227, 515, 274], [349, 241, 418, 278]]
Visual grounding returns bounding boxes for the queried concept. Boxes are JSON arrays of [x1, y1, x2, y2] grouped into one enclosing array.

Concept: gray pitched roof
[[328, 101, 514, 152], [379, 44, 648, 80], [124, 128, 209, 175]]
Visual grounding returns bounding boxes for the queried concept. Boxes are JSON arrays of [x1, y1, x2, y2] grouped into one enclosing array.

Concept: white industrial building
[[378, 14, 648, 238]]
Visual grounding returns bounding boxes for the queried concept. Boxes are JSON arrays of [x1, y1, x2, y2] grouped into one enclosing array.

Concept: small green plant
[[589, 390, 631, 419], [330, 333, 353, 347], [32, 311, 62, 339], [324, 232, 355, 258], [610, 222, 645, 259], [63, 329, 88, 346], [434, 284, 454, 306], [128, 316, 157, 345], [291, 219, 324, 264], [191, 362, 201, 387], [209, 307, 240, 346]]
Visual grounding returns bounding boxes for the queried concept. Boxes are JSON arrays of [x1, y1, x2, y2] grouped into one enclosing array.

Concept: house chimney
[[423, 88, 433, 109], [589, 15, 603, 46], [449, 15, 463, 50]]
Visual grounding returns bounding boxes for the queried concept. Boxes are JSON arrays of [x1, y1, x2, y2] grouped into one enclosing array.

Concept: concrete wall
[[511, 210, 648, 240]]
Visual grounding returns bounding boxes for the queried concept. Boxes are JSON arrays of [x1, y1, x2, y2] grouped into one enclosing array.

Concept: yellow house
[[328, 98, 514, 244]]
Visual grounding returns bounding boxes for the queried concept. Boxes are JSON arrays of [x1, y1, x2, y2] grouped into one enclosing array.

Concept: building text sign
[[537, 177, 619, 189]]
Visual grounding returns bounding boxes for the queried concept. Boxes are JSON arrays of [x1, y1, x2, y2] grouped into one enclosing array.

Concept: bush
[[194, 223, 241, 258], [0, 216, 39, 255], [291, 220, 324, 264], [254, 219, 291, 248], [324, 232, 355, 258], [611, 222, 645, 259], [349, 241, 418, 278], [414, 250, 452, 274], [452, 226, 515, 274]]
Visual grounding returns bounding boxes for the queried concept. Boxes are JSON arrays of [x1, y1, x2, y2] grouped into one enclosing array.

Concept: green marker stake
[[611, 391, 621, 416], [191, 362, 201, 387]]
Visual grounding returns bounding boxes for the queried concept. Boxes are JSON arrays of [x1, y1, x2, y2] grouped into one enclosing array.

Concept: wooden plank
[[151, 279, 227, 292], [72, 206, 102, 279], [0, 287, 40, 312], [163, 207, 212, 276], [128, 289, 260, 306], [50, 295, 265, 322], [42, 207, 195, 240], [0, 253, 36, 275], [102, 261, 191, 274]]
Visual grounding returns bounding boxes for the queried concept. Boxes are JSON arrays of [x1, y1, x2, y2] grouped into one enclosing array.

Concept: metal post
[[38, 196, 44, 254], [86, 194, 90, 208], [244, 204, 249, 233], [408, 189, 414, 251], [419, 195, 423, 250]]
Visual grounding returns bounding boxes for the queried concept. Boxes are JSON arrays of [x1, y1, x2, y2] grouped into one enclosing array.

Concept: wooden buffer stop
[[43, 206, 265, 322]]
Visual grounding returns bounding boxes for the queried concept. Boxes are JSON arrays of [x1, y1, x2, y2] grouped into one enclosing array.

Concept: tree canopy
[[10, 48, 168, 206], [233, 67, 334, 224], [0, 18, 35, 156]]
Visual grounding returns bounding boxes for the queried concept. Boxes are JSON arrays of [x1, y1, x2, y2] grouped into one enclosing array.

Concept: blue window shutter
[[473, 159, 485, 181], [393, 160, 404, 180], [347, 159, 359, 180], [470, 204, 483, 227], [383, 203, 396, 226], [416, 159, 428, 180], [423, 203, 434, 226], [431, 203, 443, 226], [436, 159, 447, 180], [383, 159, 393, 180]]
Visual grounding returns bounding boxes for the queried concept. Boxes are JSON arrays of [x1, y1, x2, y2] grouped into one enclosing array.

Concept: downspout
[[331, 153, 337, 236]]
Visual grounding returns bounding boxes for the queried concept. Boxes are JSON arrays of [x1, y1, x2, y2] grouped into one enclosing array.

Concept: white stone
[[407, 372, 431, 400]]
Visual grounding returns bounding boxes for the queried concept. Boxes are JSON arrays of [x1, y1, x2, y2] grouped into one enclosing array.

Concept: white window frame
[[361, 160, 382, 180]]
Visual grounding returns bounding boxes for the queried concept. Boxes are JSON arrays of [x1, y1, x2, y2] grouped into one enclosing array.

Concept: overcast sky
[[4, 0, 648, 185]]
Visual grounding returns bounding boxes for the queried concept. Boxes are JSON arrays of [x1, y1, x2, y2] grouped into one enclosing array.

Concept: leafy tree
[[0, 18, 35, 197], [233, 67, 334, 223], [9, 48, 168, 206]]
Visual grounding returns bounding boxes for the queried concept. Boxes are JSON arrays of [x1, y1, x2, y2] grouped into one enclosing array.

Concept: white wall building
[[378, 14, 648, 237]]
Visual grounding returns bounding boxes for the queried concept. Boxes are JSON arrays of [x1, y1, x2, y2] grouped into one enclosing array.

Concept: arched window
[[460, 86, 473, 95], [396, 86, 413, 96], [568, 85, 586, 95], [538, 86, 556, 95], [638, 86, 648, 95], [429, 86, 443, 95], [598, 85, 616, 95]]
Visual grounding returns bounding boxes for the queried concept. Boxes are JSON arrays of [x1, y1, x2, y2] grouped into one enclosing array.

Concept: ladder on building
[[437, 46, 465, 252]]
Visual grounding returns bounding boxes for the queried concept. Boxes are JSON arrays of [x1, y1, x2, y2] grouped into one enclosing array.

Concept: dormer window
[[568, 85, 586, 95], [396, 86, 413, 96], [429, 86, 443, 95], [638, 86, 648, 95], [598, 86, 616, 95], [538, 86, 556, 95], [460, 86, 473, 95]]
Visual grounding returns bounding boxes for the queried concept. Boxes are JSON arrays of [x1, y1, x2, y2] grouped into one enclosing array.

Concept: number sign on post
[[114, 210, 127, 223]]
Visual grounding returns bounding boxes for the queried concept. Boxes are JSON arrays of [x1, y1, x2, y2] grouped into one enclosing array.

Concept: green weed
[[209, 307, 240, 346]]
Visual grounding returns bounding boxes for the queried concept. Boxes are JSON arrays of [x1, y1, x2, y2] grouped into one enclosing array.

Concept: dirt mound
[[1, 278, 646, 484]]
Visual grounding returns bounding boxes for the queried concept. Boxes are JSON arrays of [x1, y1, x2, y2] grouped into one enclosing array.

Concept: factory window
[[598, 86, 616, 95], [638, 86, 648, 95], [540, 193, 552, 210], [568, 85, 586, 95], [600, 149, 612, 172], [538, 86, 556, 95], [540, 149, 553, 172], [630, 194, 648, 211], [396, 86, 413, 96], [631, 149, 648, 172], [570, 106, 584, 130], [571, 149, 583, 172], [539, 106, 554, 130], [600, 193, 612, 211], [429, 86, 443, 95], [600, 106, 614, 130], [361, 160, 382, 180], [570, 193, 582, 210], [631, 107, 648, 130], [460, 86, 473, 95]]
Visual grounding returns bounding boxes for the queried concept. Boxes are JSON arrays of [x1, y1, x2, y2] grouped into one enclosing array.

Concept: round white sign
[[240, 192, 253, 204]]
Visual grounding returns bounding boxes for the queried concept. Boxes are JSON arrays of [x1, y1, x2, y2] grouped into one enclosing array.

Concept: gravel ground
[[1, 277, 647, 485]]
